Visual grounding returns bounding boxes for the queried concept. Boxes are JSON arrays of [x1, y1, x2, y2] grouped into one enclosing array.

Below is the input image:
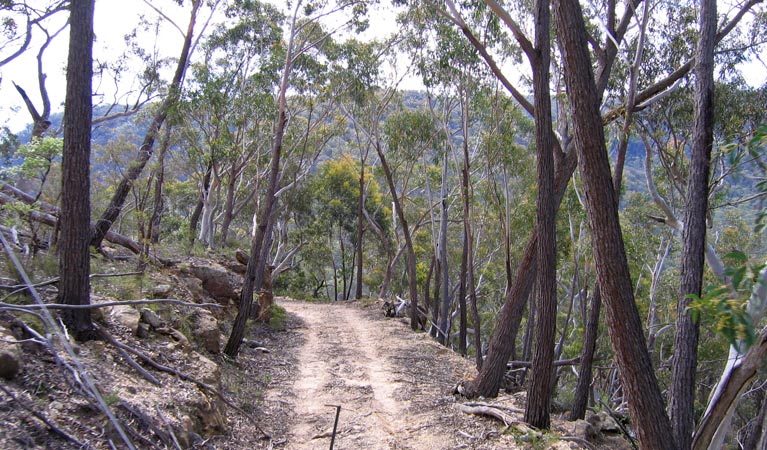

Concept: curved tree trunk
[[91, 0, 200, 249], [524, 0, 557, 427], [554, 0, 676, 447], [466, 149, 576, 398], [375, 141, 419, 330]]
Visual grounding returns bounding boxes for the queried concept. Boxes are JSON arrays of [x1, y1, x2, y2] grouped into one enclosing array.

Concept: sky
[[1, 1, 765, 134]]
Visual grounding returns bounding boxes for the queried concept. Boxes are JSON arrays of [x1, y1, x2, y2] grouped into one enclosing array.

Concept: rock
[[596, 411, 621, 433], [0, 326, 23, 380], [573, 419, 602, 442], [188, 352, 219, 386], [152, 284, 173, 298], [136, 323, 151, 339], [194, 312, 220, 354], [189, 263, 241, 303], [181, 277, 205, 301], [110, 305, 140, 335], [140, 308, 164, 329], [0, 352, 20, 380], [156, 327, 190, 348], [192, 394, 227, 436], [235, 249, 249, 265]]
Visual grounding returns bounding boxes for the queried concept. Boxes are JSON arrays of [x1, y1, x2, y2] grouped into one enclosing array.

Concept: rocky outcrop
[[193, 311, 220, 354], [186, 262, 242, 304], [0, 325, 21, 380], [110, 305, 140, 335]]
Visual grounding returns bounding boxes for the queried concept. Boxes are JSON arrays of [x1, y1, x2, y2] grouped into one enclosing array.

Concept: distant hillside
[[15, 104, 154, 147]]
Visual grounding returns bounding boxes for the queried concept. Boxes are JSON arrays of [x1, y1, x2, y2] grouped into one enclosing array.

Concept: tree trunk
[[198, 175, 218, 247], [189, 162, 212, 246], [518, 283, 536, 387], [424, 254, 434, 321], [693, 330, 767, 450], [149, 125, 171, 246], [224, 10, 296, 356], [339, 223, 347, 300], [375, 141, 419, 330], [525, 0, 557, 427], [219, 161, 238, 245], [355, 158, 365, 299], [743, 387, 767, 450], [438, 151, 451, 343], [570, 289, 601, 420], [430, 257, 441, 339], [466, 148, 576, 398], [458, 99, 482, 369], [670, 0, 716, 446], [459, 234, 468, 355], [59, 0, 95, 341], [91, 0, 199, 249], [554, 0, 676, 447]]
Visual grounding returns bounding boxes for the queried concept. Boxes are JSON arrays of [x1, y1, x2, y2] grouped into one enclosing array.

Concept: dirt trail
[[268, 299, 476, 449]]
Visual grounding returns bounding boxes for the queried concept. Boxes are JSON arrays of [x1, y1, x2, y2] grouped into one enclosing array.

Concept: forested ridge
[[1, 0, 767, 449]]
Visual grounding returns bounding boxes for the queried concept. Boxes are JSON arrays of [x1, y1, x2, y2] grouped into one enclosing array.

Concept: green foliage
[[2, 136, 61, 179], [748, 125, 767, 233], [268, 303, 288, 331], [687, 251, 763, 350], [0, 126, 19, 168]]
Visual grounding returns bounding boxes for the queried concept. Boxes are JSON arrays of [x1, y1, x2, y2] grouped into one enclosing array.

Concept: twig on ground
[[561, 436, 598, 450], [155, 406, 183, 450], [0, 298, 223, 310], [98, 328, 161, 385], [94, 324, 272, 440], [0, 384, 85, 447], [455, 403, 513, 427]]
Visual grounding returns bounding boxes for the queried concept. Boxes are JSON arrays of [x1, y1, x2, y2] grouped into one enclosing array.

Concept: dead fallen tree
[[2, 184, 140, 255]]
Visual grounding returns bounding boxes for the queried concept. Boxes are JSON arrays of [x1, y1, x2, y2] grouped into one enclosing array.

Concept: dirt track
[[257, 299, 594, 450], [267, 299, 478, 449]]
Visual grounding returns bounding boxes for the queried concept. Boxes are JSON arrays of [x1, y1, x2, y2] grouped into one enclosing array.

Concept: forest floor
[[0, 253, 629, 450]]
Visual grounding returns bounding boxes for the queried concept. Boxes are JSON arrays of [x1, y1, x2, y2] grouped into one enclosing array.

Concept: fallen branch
[[155, 406, 183, 450], [115, 401, 167, 449], [94, 324, 271, 440], [1, 271, 144, 292], [0, 384, 85, 447], [462, 401, 525, 414], [507, 357, 580, 369], [560, 436, 598, 450], [0, 190, 142, 254], [0, 298, 223, 310], [98, 328, 161, 386], [455, 403, 513, 427]]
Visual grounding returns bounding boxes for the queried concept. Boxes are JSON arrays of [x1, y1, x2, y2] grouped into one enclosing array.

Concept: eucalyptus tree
[[91, 0, 203, 249], [1, 0, 68, 137], [328, 38, 392, 300], [179, 0, 282, 248], [59, 0, 94, 341], [225, 0, 369, 357], [669, 0, 717, 445], [381, 108, 440, 330], [309, 154, 387, 300]]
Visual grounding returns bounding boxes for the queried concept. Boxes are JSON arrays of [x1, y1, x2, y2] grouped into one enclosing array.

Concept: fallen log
[[455, 403, 513, 427], [1, 186, 141, 254]]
